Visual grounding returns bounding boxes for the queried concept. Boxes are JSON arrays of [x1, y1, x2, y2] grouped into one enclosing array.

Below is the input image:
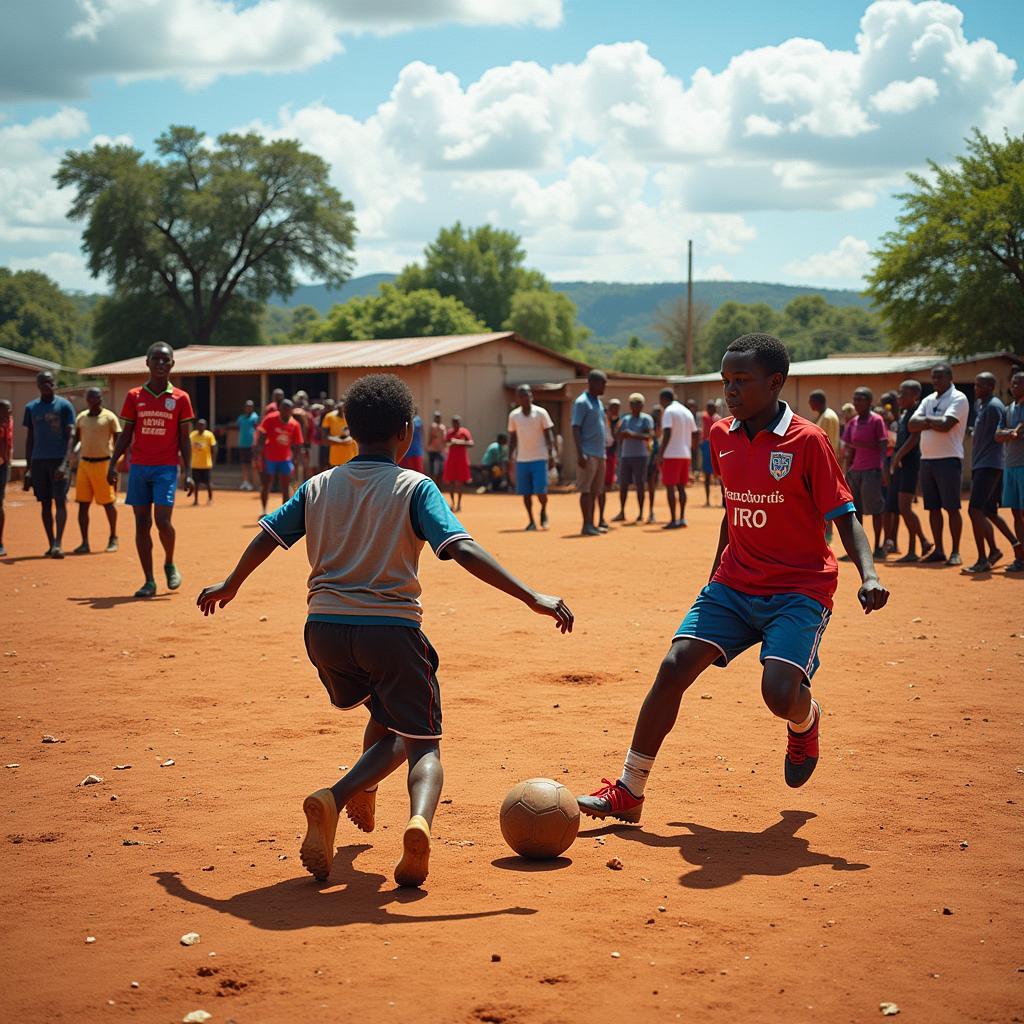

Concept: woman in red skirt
[[443, 415, 474, 512]]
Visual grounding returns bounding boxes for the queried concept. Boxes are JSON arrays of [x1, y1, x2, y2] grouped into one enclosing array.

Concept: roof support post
[[259, 373, 268, 411]]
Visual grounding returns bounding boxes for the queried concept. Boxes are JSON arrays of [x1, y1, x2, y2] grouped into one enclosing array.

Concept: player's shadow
[[580, 810, 868, 890], [68, 594, 171, 610], [153, 845, 537, 930]]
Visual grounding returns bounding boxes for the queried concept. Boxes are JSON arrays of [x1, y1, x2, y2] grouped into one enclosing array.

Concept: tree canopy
[[0, 267, 91, 367], [55, 125, 357, 352], [866, 129, 1024, 356], [503, 288, 589, 352], [317, 284, 485, 341]]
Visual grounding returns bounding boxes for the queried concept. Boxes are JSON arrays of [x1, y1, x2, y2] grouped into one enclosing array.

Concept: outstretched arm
[[446, 538, 573, 633], [197, 530, 279, 615], [833, 512, 889, 614]]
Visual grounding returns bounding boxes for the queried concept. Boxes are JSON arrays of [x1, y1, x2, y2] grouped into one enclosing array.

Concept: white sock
[[790, 699, 817, 734], [619, 748, 656, 798]]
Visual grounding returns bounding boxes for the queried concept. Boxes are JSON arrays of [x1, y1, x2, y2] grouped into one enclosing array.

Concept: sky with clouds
[[1, 0, 1022, 294]]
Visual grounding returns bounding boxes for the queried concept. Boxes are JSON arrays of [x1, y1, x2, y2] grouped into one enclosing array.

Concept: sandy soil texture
[[2, 487, 1022, 1023]]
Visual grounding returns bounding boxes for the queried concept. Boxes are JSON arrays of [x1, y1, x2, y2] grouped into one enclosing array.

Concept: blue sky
[[2, 0, 1022, 293]]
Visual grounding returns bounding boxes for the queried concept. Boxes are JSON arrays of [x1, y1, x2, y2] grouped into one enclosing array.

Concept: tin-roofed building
[[0, 346, 65, 460]]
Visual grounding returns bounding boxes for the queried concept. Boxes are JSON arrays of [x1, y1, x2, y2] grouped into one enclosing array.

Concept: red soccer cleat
[[785, 699, 821, 788], [577, 778, 644, 823]]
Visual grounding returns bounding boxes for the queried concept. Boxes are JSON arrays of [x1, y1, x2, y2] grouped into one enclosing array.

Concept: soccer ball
[[499, 778, 580, 859]]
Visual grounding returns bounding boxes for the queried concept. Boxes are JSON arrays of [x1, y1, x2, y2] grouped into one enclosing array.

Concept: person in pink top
[[841, 387, 888, 560], [442, 415, 474, 512]]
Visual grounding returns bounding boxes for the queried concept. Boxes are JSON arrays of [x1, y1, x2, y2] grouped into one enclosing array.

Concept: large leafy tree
[[317, 284, 485, 341], [867, 129, 1024, 356], [699, 301, 778, 371], [91, 290, 263, 364], [56, 126, 357, 351], [395, 222, 548, 330], [0, 267, 90, 367], [503, 288, 589, 352]]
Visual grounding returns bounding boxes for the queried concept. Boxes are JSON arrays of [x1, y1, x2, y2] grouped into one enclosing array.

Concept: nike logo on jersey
[[719, 450, 734, 457]]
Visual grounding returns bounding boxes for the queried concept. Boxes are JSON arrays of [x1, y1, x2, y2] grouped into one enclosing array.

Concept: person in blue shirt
[[399, 409, 425, 472], [198, 373, 573, 889], [22, 370, 76, 558], [236, 400, 260, 491], [571, 369, 608, 536]]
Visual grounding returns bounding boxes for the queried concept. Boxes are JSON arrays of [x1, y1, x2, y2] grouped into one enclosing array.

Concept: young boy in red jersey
[[256, 398, 304, 514], [107, 342, 194, 597], [198, 374, 573, 888], [579, 334, 889, 822]]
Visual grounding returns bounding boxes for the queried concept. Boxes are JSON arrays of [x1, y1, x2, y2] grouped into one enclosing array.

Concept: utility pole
[[686, 239, 694, 376]]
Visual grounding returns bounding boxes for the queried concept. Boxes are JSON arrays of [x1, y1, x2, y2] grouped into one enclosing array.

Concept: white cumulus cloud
[[784, 236, 873, 283]]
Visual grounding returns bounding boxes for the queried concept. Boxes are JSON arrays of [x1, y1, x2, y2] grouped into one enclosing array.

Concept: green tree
[[317, 284, 485, 341], [503, 288, 589, 351], [91, 289, 262, 364], [55, 125, 357, 352], [0, 267, 90, 367], [396, 222, 548, 329], [611, 335, 663, 375], [698, 301, 777, 371], [777, 296, 885, 361], [867, 129, 1024, 356]]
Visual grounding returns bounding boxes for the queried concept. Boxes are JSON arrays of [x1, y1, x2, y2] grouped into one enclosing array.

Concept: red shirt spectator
[[260, 412, 303, 462]]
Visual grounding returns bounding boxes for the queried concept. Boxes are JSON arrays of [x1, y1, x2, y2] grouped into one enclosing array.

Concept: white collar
[[729, 401, 793, 436]]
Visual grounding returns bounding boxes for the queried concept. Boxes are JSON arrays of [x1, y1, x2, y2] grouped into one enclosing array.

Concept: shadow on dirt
[[579, 810, 868, 889], [154, 845, 538, 929], [68, 594, 171, 609]]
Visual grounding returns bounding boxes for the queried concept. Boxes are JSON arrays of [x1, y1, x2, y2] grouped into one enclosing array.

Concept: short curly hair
[[725, 333, 790, 381], [344, 373, 416, 444]]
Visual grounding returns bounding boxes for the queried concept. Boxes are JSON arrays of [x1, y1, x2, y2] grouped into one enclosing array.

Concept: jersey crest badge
[[769, 451, 793, 481], [165, 398, 176, 411]]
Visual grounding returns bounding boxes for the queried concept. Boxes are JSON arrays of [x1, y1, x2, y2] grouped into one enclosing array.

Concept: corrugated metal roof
[[0, 345, 63, 372], [669, 351, 1019, 384], [84, 332, 585, 376]]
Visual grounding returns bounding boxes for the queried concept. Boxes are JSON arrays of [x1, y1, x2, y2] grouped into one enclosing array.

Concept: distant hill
[[271, 273, 871, 346]]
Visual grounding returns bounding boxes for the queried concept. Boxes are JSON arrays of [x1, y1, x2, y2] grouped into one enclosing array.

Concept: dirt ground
[[2, 485, 1022, 1024]]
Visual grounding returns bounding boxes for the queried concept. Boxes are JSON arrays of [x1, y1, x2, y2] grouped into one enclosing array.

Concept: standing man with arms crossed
[[964, 371, 1021, 573], [72, 386, 120, 554], [107, 342, 194, 597], [23, 370, 76, 558], [658, 387, 698, 530], [572, 370, 608, 537], [909, 363, 969, 566], [236, 400, 259, 491], [508, 384, 556, 531], [996, 369, 1024, 573]]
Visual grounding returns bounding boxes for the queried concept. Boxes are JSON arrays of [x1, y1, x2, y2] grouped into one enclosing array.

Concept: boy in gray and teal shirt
[[198, 373, 574, 889]]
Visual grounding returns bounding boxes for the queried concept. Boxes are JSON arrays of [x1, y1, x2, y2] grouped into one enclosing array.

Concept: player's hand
[[577, 453, 588, 468], [184, 475, 195, 497], [890, 455, 901, 472], [197, 580, 238, 616], [857, 577, 889, 615], [106, 464, 117, 486], [528, 593, 574, 634]]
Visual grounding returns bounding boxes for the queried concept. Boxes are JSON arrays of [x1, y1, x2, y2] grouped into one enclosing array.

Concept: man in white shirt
[[508, 384, 556, 532], [908, 363, 970, 566], [657, 387, 698, 529]]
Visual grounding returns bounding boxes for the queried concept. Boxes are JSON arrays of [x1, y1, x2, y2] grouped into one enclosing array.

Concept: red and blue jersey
[[710, 403, 855, 610]]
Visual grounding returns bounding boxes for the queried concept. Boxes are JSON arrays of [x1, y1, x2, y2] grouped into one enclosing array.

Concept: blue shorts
[[515, 459, 548, 496], [1003, 466, 1024, 510], [264, 459, 294, 478], [674, 582, 831, 682], [700, 440, 713, 473], [127, 464, 178, 507]]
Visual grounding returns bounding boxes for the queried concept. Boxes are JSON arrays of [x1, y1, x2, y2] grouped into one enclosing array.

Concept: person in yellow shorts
[[73, 387, 120, 554], [189, 418, 217, 505], [321, 399, 358, 468]]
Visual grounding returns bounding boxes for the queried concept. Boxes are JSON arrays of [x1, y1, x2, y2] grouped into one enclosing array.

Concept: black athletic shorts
[[885, 461, 920, 513], [29, 458, 68, 504], [238, 447, 253, 465], [303, 620, 442, 739], [968, 467, 1002, 515], [193, 468, 211, 485], [920, 458, 962, 512]]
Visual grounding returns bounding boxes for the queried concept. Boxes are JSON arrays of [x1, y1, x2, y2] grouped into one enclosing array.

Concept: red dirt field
[[2, 486, 1022, 1024]]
